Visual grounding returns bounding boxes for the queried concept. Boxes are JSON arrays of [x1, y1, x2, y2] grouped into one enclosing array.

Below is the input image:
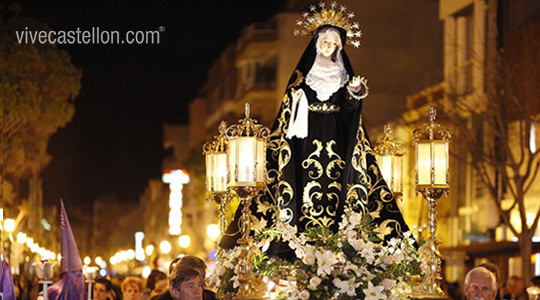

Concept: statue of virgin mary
[[221, 5, 412, 259]]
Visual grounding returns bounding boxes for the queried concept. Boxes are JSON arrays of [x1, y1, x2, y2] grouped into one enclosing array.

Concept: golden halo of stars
[[293, 1, 362, 48]]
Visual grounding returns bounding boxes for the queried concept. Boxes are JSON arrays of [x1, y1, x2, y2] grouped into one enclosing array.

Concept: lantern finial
[[428, 106, 436, 123], [219, 121, 227, 134], [384, 124, 393, 136], [245, 103, 250, 119]]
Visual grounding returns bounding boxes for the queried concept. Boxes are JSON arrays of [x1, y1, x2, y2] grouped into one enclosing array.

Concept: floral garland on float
[[209, 207, 421, 300]]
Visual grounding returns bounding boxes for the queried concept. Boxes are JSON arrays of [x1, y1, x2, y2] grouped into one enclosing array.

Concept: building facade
[[402, 0, 540, 284]]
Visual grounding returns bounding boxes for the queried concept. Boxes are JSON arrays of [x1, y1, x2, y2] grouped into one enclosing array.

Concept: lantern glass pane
[[433, 141, 449, 186], [214, 152, 228, 192], [378, 154, 393, 189], [256, 139, 266, 184], [227, 139, 238, 185], [416, 142, 432, 186], [237, 137, 257, 185], [205, 153, 214, 192], [393, 155, 403, 193]]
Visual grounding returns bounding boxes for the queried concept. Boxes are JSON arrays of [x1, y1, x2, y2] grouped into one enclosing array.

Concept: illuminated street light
[[135, 232, 145, 261], [4, 218, 15, 233], [160, 241, 171, 254], [145, 244, 154, 256], [17, 232, 27, 243], [127, 249, 135, 260], [178, 235, 191, 249], [163, 169, 190, 235], [206, 224, 220, 240], [142, 266, 151, 278], [83, 256, 91, 265]]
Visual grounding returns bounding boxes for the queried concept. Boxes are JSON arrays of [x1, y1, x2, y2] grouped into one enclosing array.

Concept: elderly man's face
[[465, 273, 496, 300]]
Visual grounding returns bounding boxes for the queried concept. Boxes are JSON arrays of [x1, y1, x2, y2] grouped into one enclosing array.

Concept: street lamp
[[178, 235, 191, 249], [207, 224, 220, 240], [145, 244, 154, 256], [373, 124, 406, 199], [4, 218, 15, 233], [159, 240, 171, 254], [17, 232, 27, 244], [412, 107, 451, 299]]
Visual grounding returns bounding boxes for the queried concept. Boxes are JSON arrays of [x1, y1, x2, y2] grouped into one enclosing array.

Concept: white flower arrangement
[[210, 206, 420, 300]]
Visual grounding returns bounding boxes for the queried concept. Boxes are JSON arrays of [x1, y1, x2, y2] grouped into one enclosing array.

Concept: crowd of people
[[447, 262, 540, 300], [92, 255, 215, 300]]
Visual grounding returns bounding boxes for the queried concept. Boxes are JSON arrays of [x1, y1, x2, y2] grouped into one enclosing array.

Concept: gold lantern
[[373, 124, 406, 198], [225, 103, 270, 300], [226, 105, 268, 190], [203, 121, 229, 238], [412, 107, 452, 300]]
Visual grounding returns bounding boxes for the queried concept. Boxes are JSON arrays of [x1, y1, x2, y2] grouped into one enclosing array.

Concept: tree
[[445, 20, 540, 283], [1, 17, 82, 201]]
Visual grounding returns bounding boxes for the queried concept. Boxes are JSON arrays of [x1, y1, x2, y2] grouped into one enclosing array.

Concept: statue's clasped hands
[[349, 75, 364, 89]]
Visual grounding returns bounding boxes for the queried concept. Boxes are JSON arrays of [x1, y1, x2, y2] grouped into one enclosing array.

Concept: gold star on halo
[[340, 5, 347, 12], [352, 40, 361, 48], [318, 2, 326, 9], [309, 5, 316, 11], [348, 12, 355, 19], [330, 2, 337, 8], [352, 22, 359, 29], [296, 20, 303, 26]]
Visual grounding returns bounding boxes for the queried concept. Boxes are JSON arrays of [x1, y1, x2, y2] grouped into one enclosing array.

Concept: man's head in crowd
[[169, 266, 203, 300], [464, 267, 497, 300], [176, 256, 207, 280], [94, 278, 113, 300]]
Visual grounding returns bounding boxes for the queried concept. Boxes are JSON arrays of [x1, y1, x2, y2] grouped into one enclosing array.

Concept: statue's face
[[319, 34, 339, 58]]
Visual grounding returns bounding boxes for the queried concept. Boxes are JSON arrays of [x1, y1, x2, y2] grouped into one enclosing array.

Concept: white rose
[[309, 277, 322, 287], [299, 290, 310, 300], [382, 279, 396, 290], [303, 251, 315, 265]]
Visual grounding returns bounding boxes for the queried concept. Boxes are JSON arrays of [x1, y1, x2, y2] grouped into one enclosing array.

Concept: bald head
[[464, 267, 497, 300]]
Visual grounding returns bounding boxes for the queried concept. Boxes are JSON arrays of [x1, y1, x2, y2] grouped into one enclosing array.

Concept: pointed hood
[[1, 252, 17, 300], [47, 200, 86, 300], [60, 200, 82, 273]]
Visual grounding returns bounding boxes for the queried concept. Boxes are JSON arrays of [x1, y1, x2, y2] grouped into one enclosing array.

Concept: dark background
[[13, 0, 288, 209]]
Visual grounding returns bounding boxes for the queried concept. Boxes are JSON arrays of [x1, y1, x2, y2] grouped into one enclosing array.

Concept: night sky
[[13, 0, 288, 210]]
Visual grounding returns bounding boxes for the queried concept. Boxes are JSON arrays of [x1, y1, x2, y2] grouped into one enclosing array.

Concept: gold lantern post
[[412, 107, 452, 299], [225, 103, 270, 300], [203, 121, 230, 238], [373, 124, 406, 199]]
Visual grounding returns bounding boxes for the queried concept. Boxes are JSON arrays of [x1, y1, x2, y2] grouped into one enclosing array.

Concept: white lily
[[333, 278, 360, 296], [363, 281, 386, 300], [316, 250, 338, 276]]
